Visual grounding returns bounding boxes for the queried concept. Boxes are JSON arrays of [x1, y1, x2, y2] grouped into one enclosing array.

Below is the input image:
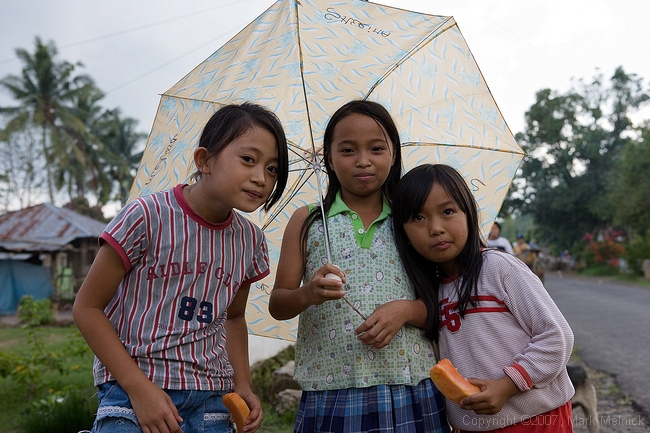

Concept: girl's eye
[[372, 145, 387, 152], [443, 208, 455, 216], [413, 214, 425, 222], [267, 166, 278, 175], [242, 155, 254, 163]]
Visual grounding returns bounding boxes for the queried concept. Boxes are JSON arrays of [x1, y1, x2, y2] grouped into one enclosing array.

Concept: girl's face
[[402, 182, 468, 275], [328, 113, 395, 201], [193, 125, 279, 222]]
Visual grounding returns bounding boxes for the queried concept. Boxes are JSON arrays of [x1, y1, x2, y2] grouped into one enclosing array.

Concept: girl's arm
[[503, 260, 574, 388], [72, 243, 183, 433], [355, 299, 428, 349], [225, 284, 262, 433], [268, 206, 346, 320]]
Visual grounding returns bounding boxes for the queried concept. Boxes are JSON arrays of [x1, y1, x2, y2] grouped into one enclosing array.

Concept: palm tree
[[96, 109, 146, 205], [0, 37, 95, 203], [56, 85, 112, 203]]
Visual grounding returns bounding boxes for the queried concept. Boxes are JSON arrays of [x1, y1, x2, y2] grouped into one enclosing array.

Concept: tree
[[510, 67, 649, 252], [0, 37, 95, 203], [0, 126, 45, 211], [609, 123, 650, 235], [95, 108, 146, 205], [55, 85, 112, 203]]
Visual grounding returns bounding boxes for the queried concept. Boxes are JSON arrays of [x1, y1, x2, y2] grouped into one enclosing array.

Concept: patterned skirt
[[294, 378, 449, 433]]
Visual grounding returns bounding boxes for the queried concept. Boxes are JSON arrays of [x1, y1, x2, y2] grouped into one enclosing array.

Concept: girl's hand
[[458, 375, 520, 415], [354, 300, 411, 349], [128, 379, 183, 433], [304, 264, 346, 305], [234, 389, 263, 432]]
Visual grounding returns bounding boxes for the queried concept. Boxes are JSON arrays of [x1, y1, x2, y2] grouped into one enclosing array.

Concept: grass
[[0, 324, 96, 433], [575, 268, 650, 289], [610, 273, 650, 289]]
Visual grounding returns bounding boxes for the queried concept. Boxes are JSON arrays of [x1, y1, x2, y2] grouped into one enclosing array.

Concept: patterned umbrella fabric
[[128, 0, 525, 341]]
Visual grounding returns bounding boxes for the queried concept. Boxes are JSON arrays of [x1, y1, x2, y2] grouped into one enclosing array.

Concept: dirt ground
[[572, 363, 649, 432]]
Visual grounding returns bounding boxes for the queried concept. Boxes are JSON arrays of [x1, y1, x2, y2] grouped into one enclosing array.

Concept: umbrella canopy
[[129, 0, 524, 341]]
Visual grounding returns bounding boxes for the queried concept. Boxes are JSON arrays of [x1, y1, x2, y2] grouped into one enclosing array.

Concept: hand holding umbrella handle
[[323, 267, 367, 321]]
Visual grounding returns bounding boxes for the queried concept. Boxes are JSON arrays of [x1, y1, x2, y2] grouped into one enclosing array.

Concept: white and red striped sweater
[[438, 249, 574, 431]]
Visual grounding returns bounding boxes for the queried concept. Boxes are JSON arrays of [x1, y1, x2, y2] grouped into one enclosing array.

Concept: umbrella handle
[[343, 296, 367, 321], [312, 159, 333, 264], [313, 158, 365, 322]]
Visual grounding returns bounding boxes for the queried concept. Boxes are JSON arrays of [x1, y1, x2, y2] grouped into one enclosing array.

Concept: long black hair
[[190, 102, 289, 212], [392, 164, 485, 342], [301, 100, 402, 242]]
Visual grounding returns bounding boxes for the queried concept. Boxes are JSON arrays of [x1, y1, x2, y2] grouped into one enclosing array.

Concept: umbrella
[[128, 0, 525, 341]]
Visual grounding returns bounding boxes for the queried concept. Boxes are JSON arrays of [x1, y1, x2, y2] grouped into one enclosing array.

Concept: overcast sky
[[1, 0, 649, 159]]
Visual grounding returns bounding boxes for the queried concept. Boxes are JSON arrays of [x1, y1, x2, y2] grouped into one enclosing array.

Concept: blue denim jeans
[[91, 381, 234, 433]]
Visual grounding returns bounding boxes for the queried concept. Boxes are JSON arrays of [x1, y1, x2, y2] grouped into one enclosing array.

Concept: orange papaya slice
[[430, 358, 481, 404], [223, 392, 250, 432]]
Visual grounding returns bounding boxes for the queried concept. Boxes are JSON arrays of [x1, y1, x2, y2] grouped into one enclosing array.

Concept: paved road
[[545, 273, 650, 417]]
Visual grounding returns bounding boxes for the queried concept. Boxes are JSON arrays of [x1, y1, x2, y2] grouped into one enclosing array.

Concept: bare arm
[[225, 284, 262, 433], [72, 243, 182, 433], [355, 299, 428, 349], [268, 207, 345, 320]]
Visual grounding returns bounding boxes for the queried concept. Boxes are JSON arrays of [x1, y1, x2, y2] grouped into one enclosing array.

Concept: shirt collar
[[327, 191, 391, 220]]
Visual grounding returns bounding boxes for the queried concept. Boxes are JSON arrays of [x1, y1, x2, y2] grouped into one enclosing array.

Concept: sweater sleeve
[[500, 257, 574, 390]]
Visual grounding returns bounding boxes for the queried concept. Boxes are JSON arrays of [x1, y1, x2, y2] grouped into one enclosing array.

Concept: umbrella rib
[[364, 19, 457, 99], [402, 142, 526, 156]]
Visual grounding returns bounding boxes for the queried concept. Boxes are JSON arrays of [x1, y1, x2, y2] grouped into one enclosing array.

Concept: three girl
[[392, 164, 575, 432], [73, 102, 289, 433], [269, 101, 449, 432]]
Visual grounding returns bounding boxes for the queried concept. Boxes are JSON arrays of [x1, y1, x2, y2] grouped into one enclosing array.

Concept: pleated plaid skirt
[[293, 378, 449, 433]]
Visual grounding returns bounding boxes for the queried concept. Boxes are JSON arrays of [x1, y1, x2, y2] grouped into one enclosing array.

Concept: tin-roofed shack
[[0, 203, 105, 313]]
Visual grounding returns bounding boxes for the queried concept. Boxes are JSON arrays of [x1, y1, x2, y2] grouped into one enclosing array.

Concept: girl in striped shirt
[[73, 103, 288, 433], [392, 164, 575, 432]]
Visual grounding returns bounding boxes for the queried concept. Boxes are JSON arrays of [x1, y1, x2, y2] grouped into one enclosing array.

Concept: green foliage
[[0, 325, 95, 432], [20, 389, 96, 433], [259, 401, 298, 433], [0, 314, 92, 400], [623, 233, 650, 274], [17, 295, 53, 326], [609, 124, 650, 234], [509, 67, 649, 252]]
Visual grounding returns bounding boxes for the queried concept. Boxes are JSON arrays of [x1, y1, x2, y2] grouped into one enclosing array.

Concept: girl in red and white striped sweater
[[392, 164, 575, 432]]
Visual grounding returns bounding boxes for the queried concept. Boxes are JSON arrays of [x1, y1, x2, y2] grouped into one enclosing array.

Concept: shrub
[[20, 389, 96, 433], [581, 229, 625, 272], [623, 233, 650, 275], [17, 295, 53, 326]]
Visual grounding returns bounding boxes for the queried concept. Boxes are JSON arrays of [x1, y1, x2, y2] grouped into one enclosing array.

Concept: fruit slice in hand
[[223, 392, 250, 433], [430, 358, 481, 404]]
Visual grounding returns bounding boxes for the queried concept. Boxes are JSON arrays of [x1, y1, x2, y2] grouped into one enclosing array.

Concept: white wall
[[248, 335, 293, 365]]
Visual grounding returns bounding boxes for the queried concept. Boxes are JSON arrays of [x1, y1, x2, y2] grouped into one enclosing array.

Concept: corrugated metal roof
[[0, 203, 106, 252]]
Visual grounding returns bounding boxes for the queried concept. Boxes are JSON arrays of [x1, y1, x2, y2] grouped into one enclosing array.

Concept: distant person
[[513, 234, 534, 270], [73, 103, 290, 433], [486, 221, 514, 255]]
